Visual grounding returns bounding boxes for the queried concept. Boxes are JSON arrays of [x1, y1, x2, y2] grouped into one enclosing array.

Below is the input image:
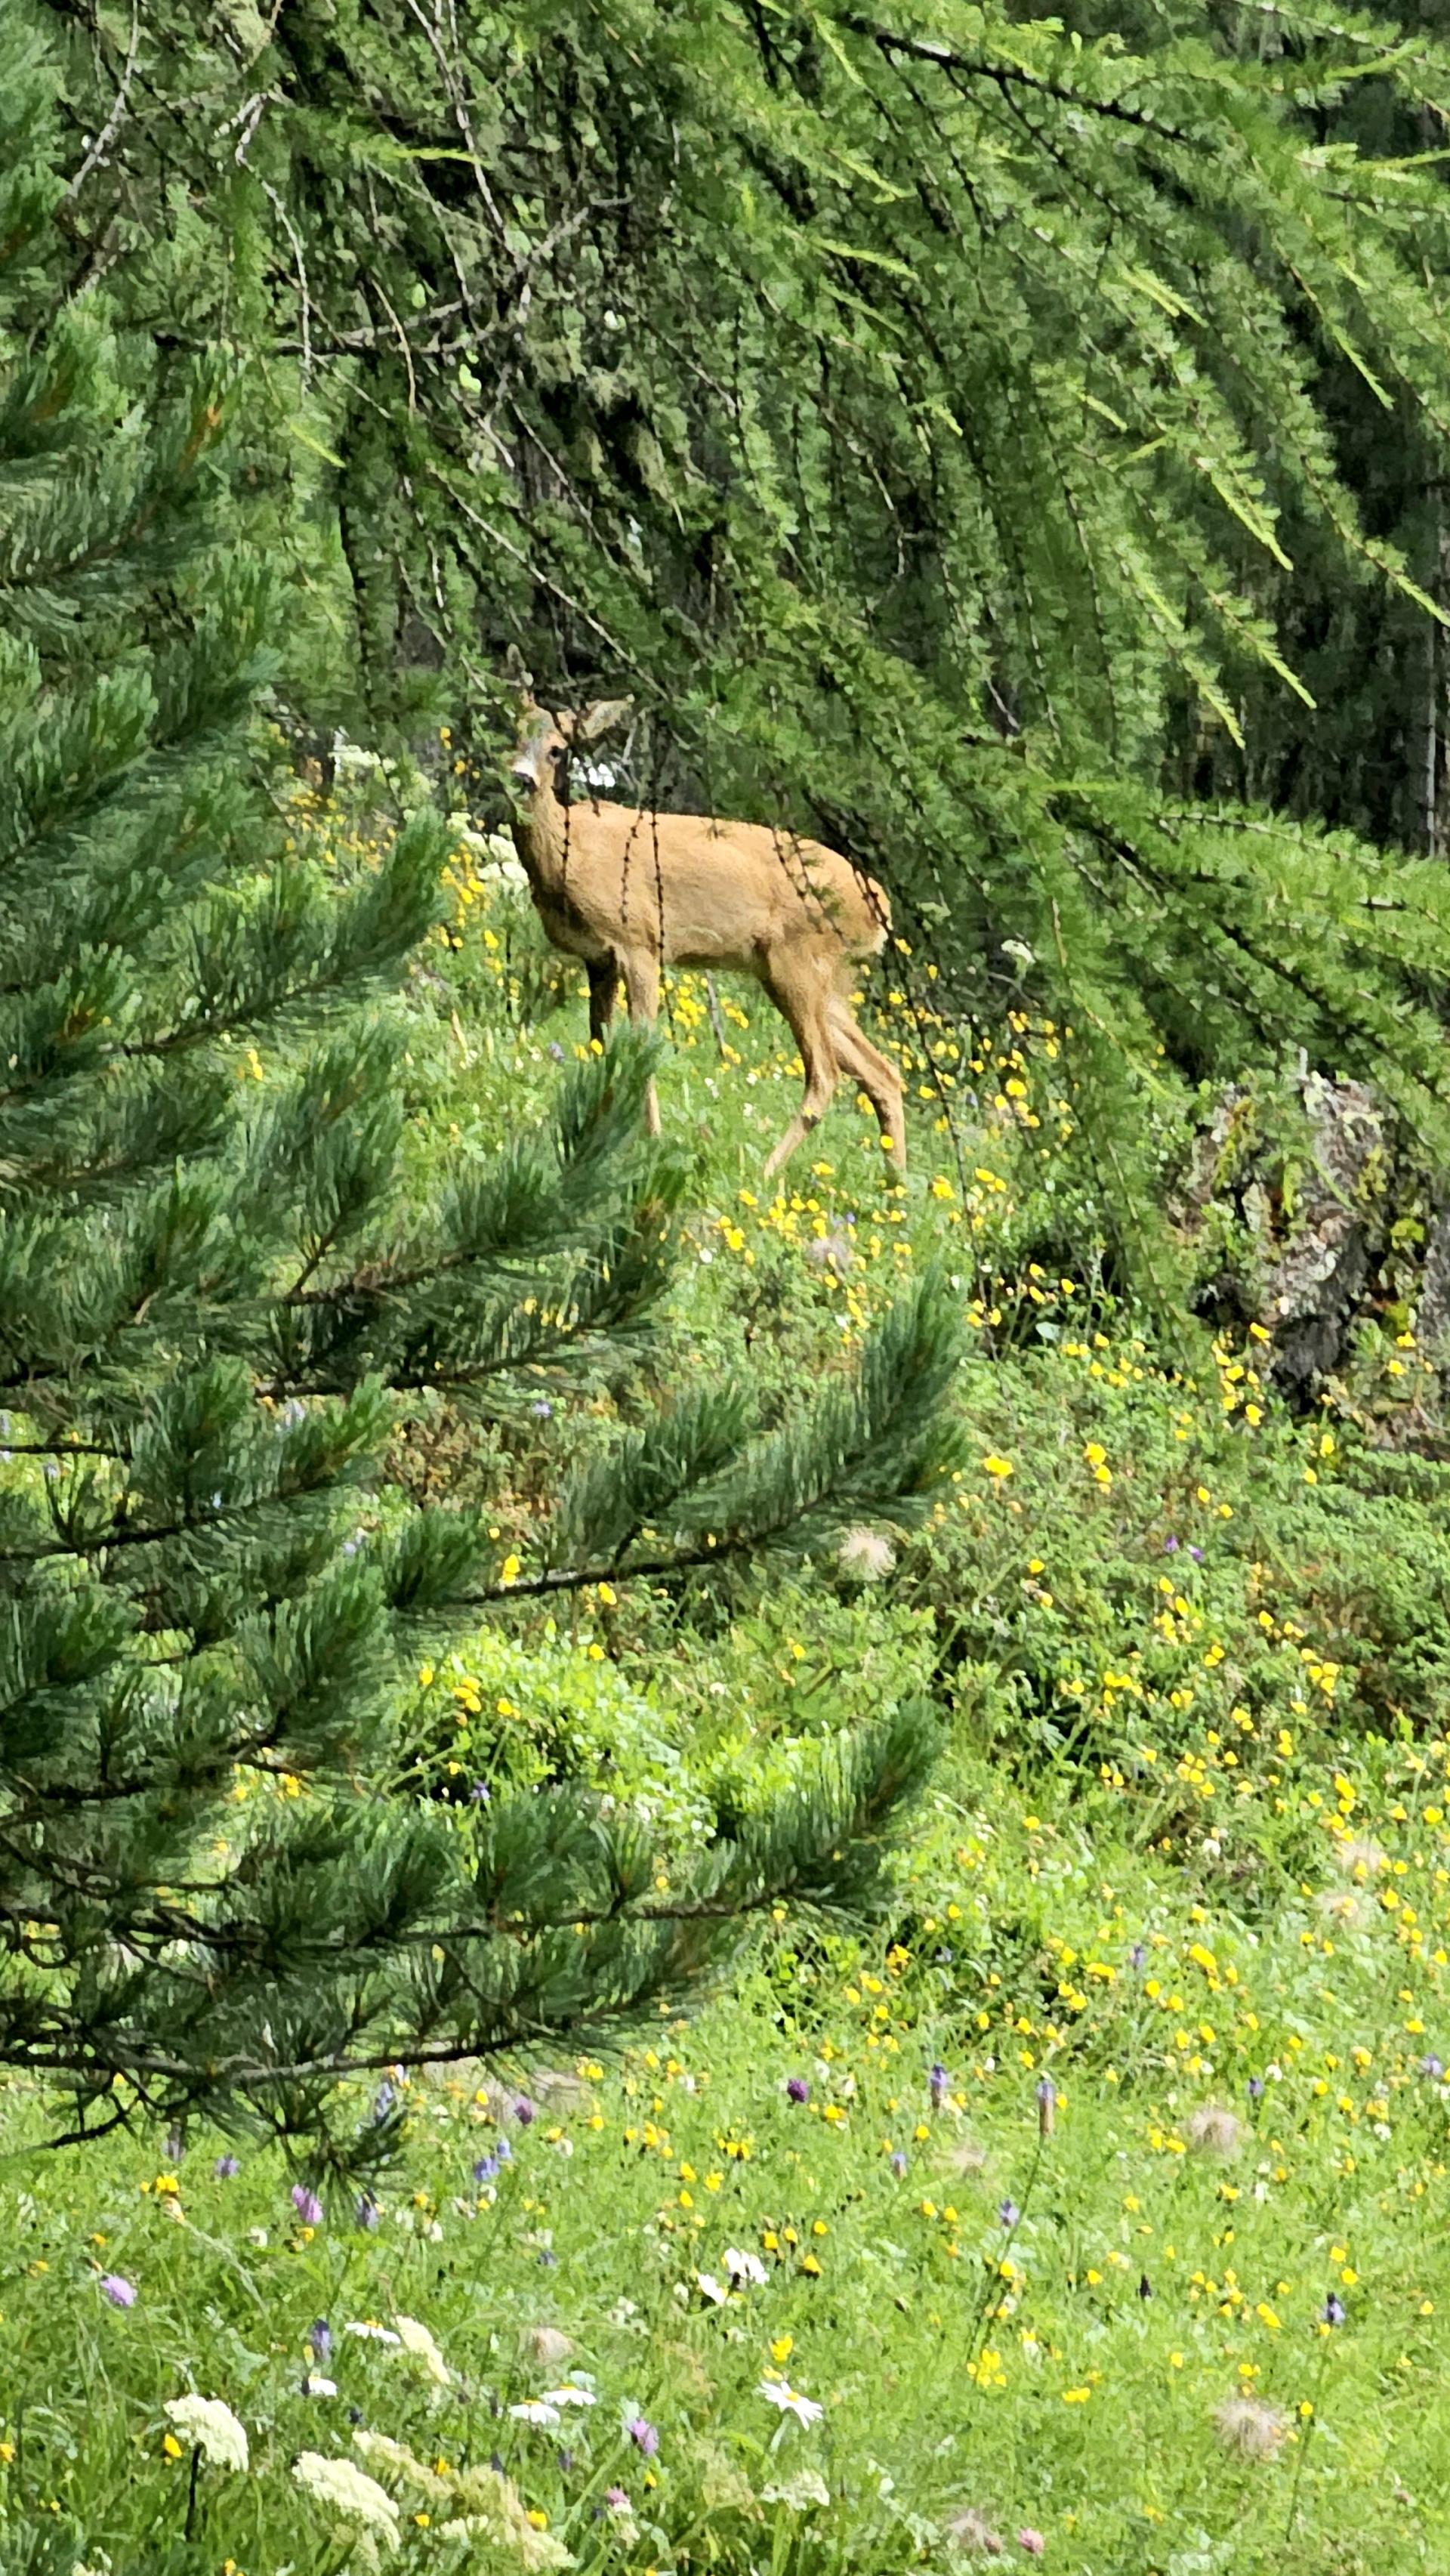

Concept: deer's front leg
[[587, 954, 620, 1043]]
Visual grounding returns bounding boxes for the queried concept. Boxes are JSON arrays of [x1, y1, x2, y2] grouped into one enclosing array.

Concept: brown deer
[[506, 684, 905, 1179]]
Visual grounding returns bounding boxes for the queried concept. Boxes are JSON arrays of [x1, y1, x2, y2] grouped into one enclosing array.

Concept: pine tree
[[0, 33, 961, 2169], [47, 0, 1450, 1283]]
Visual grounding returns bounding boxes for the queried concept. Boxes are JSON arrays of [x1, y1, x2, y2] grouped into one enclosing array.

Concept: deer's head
[[508, 690, 634, 792]]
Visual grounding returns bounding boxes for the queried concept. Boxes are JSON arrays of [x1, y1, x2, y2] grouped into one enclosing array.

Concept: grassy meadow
[[5, 779, 1450, 2575]]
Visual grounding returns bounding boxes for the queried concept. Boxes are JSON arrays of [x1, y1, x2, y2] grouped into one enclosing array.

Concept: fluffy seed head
[[838, 1524, 896, 1581], [1214, 2394, 1288, 2459], [1187, 2103, 1243, 2158]]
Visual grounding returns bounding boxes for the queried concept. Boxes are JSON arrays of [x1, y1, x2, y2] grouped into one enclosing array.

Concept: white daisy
[[509, 2398, 563, 2427], [757, 2377, 824, 2426], [539, 2383, 597, 2408], [696, 2272, 728, 2305], [344, 2321, 401, 2346], [723, 2246, 767, 2287]]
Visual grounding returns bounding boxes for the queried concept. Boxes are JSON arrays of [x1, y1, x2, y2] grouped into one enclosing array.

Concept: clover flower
[[100, 2274, 136, 2309], [785, 2076, 810, 2105], [163, 2395, 248, 2472], [1017, 2529, 1046, 2556], [627, 2414, 659, 2457]]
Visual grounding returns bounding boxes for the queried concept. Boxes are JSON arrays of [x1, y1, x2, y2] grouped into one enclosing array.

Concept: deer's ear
[[575, 696, 634, 742], [504, 644, 536, 706]]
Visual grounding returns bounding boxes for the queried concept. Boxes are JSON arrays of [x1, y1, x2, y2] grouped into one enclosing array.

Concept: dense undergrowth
[[5, 776, 1450, 2574]]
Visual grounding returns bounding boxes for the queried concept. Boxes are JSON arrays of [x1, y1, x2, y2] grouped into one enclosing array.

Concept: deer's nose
[[510, 750, 540, 785]]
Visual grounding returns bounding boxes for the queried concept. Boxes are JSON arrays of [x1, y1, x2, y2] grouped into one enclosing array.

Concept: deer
[[505, 678, 906, 1181]]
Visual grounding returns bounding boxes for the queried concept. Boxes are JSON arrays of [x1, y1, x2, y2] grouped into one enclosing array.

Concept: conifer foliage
[[48, 0, 1450, 1267], [0, 39, 958, 2164]]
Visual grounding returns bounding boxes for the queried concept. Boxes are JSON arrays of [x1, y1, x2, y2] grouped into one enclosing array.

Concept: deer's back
[[569, 802, 888, 964]]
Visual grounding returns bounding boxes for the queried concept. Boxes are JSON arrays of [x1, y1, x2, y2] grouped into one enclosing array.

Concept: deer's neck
[[511, 777, 575, 900]]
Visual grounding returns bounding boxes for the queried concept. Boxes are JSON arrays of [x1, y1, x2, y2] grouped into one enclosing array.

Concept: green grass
[[5, 814, 1450, 2574]]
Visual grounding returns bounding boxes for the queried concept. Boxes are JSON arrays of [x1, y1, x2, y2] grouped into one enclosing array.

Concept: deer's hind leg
[[829, 997, 906, 1169], [760, 953, 840, 1181], [619, 945, 664, 1135]]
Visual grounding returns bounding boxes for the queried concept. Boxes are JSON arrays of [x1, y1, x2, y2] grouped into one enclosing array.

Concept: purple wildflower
[[998, 2199, 1020, 2229], [100, 2274, 136, 2308], [1129, 1943, 1146, 1972], [1163, 1535, 1179, 1552], [929, 2062, 949, 2105], [531, 1400, 554, 1419], [889, 2150, 909, 2179], [474, 2153, 501, 2183], [1036, 2077, 1057, 2139], [548, 1042, 566, 1063], [1421, 2054, 1445, 2080], [214, 2154, 241, 2179], [1189, 1545, 1205, 1563], [291, 2183, 324, 2227], [470, 1781, 492, 1803], [1018, 2531, 1045, 2559], [785, 2076, 810, 2105], [514, 2096, 537, 2127], [356, 2192, 381, 2230], [606, 2487, 631, 2511], [310, 2318, 332, 2362], [495, 2136, 513, 2164], [1247, 2074, 1265, 2101], [1322, 2291, 1346, 2327], [627, 2416, 660, 2457]]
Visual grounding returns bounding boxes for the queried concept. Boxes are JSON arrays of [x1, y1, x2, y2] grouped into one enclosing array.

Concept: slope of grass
[[3, 790, 1450, 2575]]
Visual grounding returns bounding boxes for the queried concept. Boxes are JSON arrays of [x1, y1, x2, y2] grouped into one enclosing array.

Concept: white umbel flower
[[395, 2315, 452, 2385], [293, 2450, 402, 2547], [162, 2395, 248, 2472]]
